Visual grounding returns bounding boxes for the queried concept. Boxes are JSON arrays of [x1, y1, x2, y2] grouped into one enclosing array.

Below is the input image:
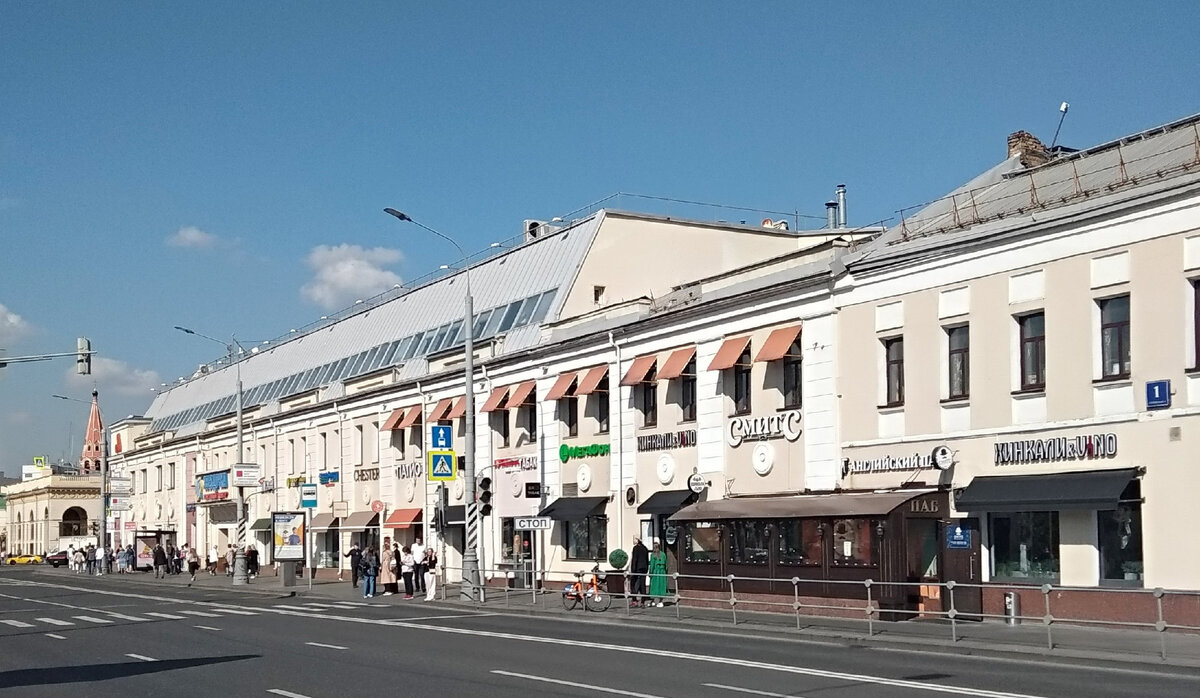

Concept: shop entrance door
[[907, 518, 942, 615], [942, 517, 982, 620]]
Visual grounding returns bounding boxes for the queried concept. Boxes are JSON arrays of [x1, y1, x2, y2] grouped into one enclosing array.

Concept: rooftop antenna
[[1050, 101, 1070, 149]]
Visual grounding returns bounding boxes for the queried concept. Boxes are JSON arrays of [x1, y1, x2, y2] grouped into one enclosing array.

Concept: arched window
[[60, 507, 88, 537]]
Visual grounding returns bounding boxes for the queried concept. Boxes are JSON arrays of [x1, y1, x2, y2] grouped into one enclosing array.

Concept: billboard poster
[[196, 469, 230, 503], [135, 536, 156, 569], [272, 512, 305, 561]]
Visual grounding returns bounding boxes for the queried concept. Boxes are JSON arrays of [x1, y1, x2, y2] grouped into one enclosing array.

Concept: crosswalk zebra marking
[[73, 616, 113, 624], [36, 618, 74, 626], [211, 608, 258, 615], [0, 619, 34, 628], [101, 612, 148, 622], [144, 612, 186, 620], [178, 610, 220, 618]]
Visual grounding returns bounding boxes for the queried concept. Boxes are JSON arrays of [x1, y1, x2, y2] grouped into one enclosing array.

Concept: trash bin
[[281, 561, 297, 587], [1004, 591, 1021, 625]]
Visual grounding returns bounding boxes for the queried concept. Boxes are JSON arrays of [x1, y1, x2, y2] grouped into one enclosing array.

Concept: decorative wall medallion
[[404, 479, 416, 503], [361, 490, 371, 506], [510, 477, 523, 497], [656, 454, 676, 485], [752, 443, 775, 476], [576, 463, 593, 492], [452, 479, 465, 501]]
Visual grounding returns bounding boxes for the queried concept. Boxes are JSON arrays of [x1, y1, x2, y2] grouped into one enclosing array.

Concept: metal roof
[[145, 214, 602, 431]]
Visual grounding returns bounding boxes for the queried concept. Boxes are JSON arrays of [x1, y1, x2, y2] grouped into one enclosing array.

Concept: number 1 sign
[[1146, 380, 1171, 410]]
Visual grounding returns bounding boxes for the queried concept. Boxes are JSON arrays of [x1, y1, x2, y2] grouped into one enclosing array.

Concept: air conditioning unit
[[624, 484, 639, 507]]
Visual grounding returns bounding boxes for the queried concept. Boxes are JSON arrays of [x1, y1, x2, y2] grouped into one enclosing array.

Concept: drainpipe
[[607, 332, 624, 557]]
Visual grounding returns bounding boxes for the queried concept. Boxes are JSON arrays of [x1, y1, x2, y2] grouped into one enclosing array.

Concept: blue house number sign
[[1146, 380, 1171, 410]]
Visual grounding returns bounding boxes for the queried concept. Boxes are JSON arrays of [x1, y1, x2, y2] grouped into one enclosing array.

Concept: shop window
[[594, 377, 610, 434], [1018, 312, 1046, 390], [680, 357, 697, 422], [782, 340, 803, 409], [559, 396, 579, 438], [990, 511, 1059, 582], [1099, 295, 1131, 379], [683, 522, 720, 564], [829, 518, 878, 567], [729, 348, 753, 415], [883, 337, 904, 406], [566, 515, 607, 561], [640, 367, 658, 428], [777, 519, 822, 566], [947, 325, 969, 399], [491, 410, 510, 448], [727, 520, 770, 565], [1098, 481, 1143, 585]]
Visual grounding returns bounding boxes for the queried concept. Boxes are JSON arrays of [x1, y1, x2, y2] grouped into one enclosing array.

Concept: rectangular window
[[355, 425, 364, 465], [947, 325, 970, 399], [566, 516, 607, 560], [155, 465, 162, 491], [393, 428, 405, 460], [522, 402, 537, 441], [883, 337, 904, 406], [319, 432, 328, 471], [727, 520, 770, 566], [367, 422, 379, 463], [491, 410, 510, 448], [683, 523, 720, 564], [1019, 312, 1046, 390], [990, 511, 1060, 582], [777, 519, 822, 566], [680, 357, 697, 422], [559, 396, 579, 437], [1099, 295, 1131, 379], [830, 518, 878, 567], [595, 377, 610, 434], [1098, 481, 1143, 585], [732, 348, 752, 415], [288, 439, 297, 474], [168, 463, 176, 490], [782, 341, 803, 409], [1193, 280, 1200, 368], [641, 367, 658, 427]]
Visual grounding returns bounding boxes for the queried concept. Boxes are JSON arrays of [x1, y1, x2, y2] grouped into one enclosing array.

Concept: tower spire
[[80, 389, 103, 475]]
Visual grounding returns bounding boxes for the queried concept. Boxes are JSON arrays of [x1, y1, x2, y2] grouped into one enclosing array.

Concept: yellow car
[[6, 554, 43, 565]]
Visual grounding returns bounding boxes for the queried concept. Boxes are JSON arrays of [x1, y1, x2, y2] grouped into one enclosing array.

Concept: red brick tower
[[80, 389, 103, 475]]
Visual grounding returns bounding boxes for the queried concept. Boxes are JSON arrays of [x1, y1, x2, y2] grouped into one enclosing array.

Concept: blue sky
[[1, 2, 1197, 475]]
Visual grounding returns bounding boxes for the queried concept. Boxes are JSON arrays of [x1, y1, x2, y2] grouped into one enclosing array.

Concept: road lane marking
[[101, 612, 148, 622], [212, 608, 258, 615], [300, 603, 339, 608], [0, 619, 34, 627], [194, 625, 222, 631], [36, 618, 74, 626], [273, 605, 320, 611], [338, 602, 369, 606], [399, 613, 498, 621], [178, 610, 220, 617], [126, 654, 157, 662], [492, 670, 669, 698], [144, 612, 186, 620], [305, 642, 347, 650], [73, 616, 113, 624], [45, 633, 67, 640], [705, 684, 806, 698], [267, 690, 313, 698]]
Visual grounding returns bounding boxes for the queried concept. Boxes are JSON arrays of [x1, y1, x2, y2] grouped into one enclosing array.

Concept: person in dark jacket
[[629, 536, 650, 607], [152, 544, 169, 580], [246, 545, 260, 578], [344, 543, 363, 588], [360, 547, 379, 598]]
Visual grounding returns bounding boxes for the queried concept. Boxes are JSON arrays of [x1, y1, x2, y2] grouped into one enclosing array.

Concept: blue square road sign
[[431, 424, 454, 450]]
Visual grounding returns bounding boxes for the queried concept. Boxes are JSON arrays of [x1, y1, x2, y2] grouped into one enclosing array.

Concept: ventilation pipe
[[825, 201, 839, 229], [836, 184, 847, 228]]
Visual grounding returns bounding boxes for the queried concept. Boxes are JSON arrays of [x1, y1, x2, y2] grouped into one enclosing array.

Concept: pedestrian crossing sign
[[428, 450, 457, 481]]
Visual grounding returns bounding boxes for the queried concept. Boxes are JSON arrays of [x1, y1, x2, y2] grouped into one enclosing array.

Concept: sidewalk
[[43, 568, 1200, 670]]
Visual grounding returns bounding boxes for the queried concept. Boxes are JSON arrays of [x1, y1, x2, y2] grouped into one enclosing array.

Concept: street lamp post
[[384, 207, 480, 601], [175, 326, 249, 586], [52, 391, 108, 563]]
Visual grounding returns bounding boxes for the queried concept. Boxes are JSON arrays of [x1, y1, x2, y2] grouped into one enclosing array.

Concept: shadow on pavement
[[0, 654, 260, 689]]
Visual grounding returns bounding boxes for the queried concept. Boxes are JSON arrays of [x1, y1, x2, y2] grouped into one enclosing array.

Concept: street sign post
[[428, 450, 457, 481], [514, 516, 553, 531], [430, 424, 453, 451]]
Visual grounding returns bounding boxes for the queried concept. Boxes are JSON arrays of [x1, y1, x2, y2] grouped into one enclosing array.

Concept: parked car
[[7, 554, 43, 565], [44, 550, 69, 568]]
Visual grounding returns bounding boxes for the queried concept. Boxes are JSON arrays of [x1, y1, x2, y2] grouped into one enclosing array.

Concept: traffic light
[[432, 508, 444, 532], [76, 338, 91, 376], [478, 476, 493, 516]]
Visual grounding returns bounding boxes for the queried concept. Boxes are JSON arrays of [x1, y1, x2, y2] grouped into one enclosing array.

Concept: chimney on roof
[[835, 184, 847, 228], [1007, 130, 1051, 168], [825, 200, 839, 229]]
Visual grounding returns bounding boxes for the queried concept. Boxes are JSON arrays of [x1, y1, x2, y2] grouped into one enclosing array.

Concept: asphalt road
[[1, 568, 1197, 697]]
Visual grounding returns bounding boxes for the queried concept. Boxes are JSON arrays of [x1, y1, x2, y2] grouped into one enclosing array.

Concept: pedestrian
[[186, 546, 201, 582], [400, 545, 415, 599], [117, 546, 128, 574], [629, 536, 649, 607], [85, 545, 95, 575], [246, 545, 259, 579], [411, 538, 426, 594], [95, 544, 106, 576], [225, 545, 235, 577], [379, 537, 398, 596], [360, 547, 379, 598], [73, 548, 85, 573], [344, 543, 362, 589], [423, 547, 438, 602], [165, 543, 176, 574], [208, 545, 220, 575], [67, 545, 76, 572], [152, 543, 169, 580], [648, 539, 668, 607], [125, 544, 136, 572]]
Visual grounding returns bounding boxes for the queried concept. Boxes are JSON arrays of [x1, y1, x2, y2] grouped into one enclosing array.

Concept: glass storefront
[[683, 522, 719, 564], [777, 519, 822, 567], [990, 511, 1059, 582], [1098, 481, 1143, 585], [727, 520, 769, 565], [565, 515, 607, 561]]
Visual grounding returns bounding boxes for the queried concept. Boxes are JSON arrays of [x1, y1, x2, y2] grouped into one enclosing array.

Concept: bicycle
[[561, 563, 611, 612]]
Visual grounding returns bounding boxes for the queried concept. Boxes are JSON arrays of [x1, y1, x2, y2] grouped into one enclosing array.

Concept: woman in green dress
[[647, 539, 669, 607]]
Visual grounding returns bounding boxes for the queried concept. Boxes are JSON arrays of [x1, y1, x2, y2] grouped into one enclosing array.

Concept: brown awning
[[480, 385, 510, 413], [384, 508, 423, 529], [657, 346, 697, 380], [620, 354, 658, 386], [446, 396, 466, 420], [381, 408, 407, 431], [428, 398, 453, 422], [755, 324, 802, 363], [670, 490, 933, 521], [507, 380, 536, 407], [310, 513, 338, 530], [397, 405, 423, 429], [341, 511, 379, 530], [575, 366, 609, 395], [707, 335, 751, 371], [545, 372, 579, 401]]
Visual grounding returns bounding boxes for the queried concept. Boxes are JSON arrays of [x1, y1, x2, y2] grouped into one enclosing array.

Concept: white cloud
[[0, 302, 32, 346], [166, 226, 219, 249], [301, 244, 403, 310], [65, 356, 162, 397]]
